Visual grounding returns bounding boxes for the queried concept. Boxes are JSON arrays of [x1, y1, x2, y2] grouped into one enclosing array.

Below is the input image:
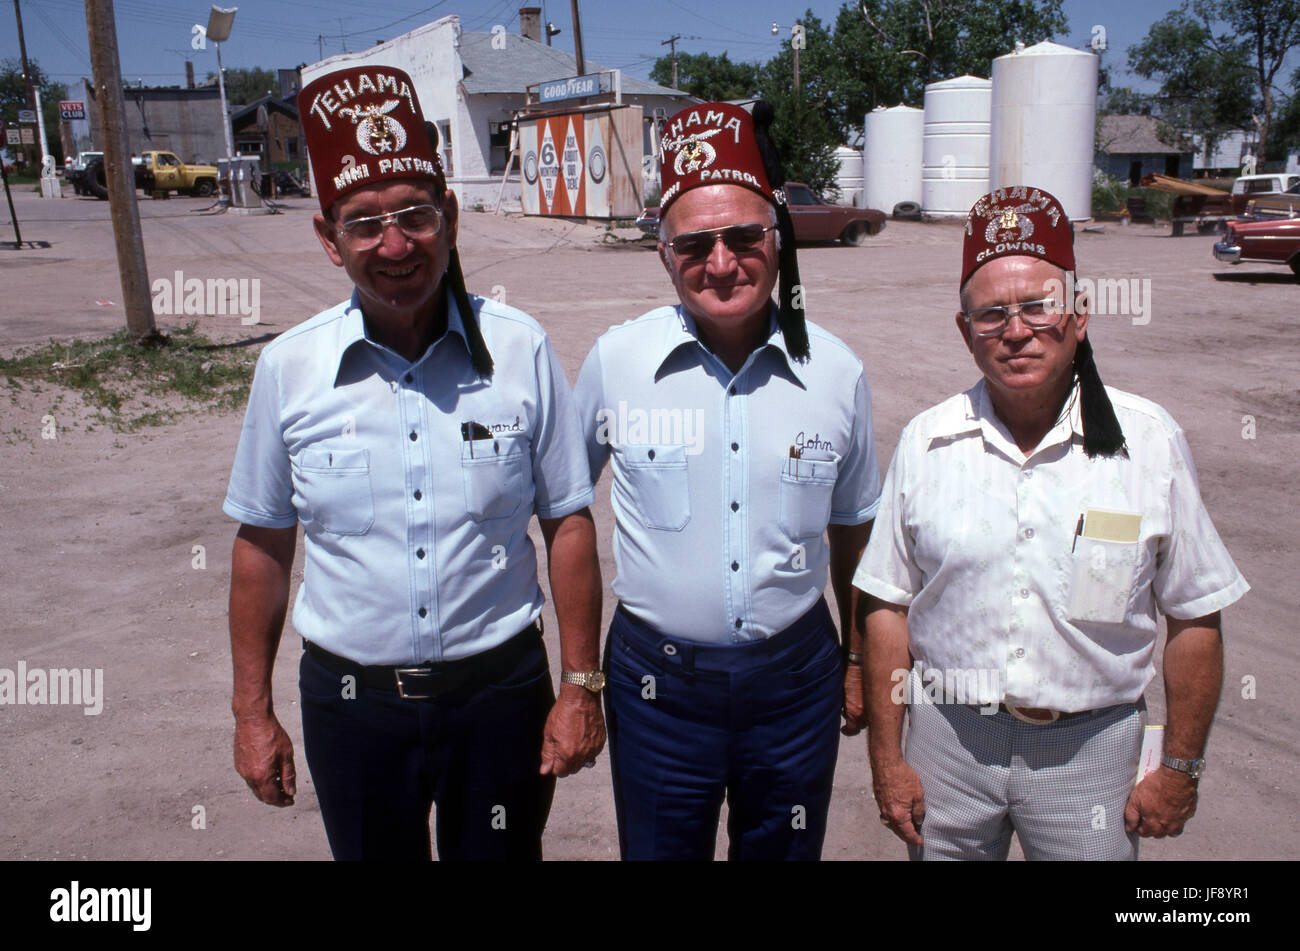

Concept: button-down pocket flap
[[295, 447, 374, 535], [461, 433, 529, 521], [618, 443, 690, 531], [1067, 537, 1140, 625]]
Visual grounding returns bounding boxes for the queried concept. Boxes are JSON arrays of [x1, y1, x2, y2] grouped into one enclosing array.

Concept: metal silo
[[922, 75, 991, 217], [989, 40, 1098, 220], [864, 105, 923, 214]]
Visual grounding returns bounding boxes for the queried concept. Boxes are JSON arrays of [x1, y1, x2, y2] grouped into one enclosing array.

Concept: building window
[[287, 137, 299, 160], [438, 120, 453, 176], [489, 119, 511, 175]]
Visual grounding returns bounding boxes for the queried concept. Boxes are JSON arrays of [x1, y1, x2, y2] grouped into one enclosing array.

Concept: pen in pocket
[[1071, 513, 1084, 552]]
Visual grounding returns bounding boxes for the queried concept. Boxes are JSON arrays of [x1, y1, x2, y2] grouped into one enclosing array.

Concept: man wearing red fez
[[854, 185, 1249, 860], [223, 66, 605, 860], [573, 101, 883, 860]]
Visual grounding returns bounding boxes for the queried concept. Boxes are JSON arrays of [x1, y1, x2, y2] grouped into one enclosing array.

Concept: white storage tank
[[864, 105, 923, 214], [922, 75, 991, 217], [834, 145, 863, 207], [989, 40, 1098, 220]]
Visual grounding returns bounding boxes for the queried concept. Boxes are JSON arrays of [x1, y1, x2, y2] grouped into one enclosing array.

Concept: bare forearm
[[1163, 613, 1224, 760], [541, 509, 602, 673], [828, 521, 872, 650], [865, 598, 912, 761], [229, 525, 296, 719]]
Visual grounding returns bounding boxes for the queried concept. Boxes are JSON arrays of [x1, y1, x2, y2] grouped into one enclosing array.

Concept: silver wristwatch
[[1161, 755, 1206, 780], [560, 670, 607, 693]]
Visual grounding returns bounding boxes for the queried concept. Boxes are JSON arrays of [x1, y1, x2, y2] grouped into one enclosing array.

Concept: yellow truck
[[138, 150, 219, 197]]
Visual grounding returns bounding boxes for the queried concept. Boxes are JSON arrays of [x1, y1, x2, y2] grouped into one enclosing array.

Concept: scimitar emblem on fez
[[985, 206, 1036, 244], [341, 100, 408, 156], [673, 128, 723, 175]]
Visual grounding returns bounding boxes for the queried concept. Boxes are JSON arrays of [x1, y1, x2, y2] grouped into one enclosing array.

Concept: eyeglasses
[[667, 223, 776, 261], [962, 296, 1068, 338], [335, 203, 442, 250]]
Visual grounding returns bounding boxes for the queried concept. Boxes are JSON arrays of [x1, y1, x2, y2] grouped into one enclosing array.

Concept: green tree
[[650, 51, 760, 101], [204, 66, 279, 106], [1128, 6, 1255, 162], [1, 58, 68, 164]]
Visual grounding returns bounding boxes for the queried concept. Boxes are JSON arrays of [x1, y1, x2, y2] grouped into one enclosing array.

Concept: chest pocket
[[461, 434, 530, 522], [621, 444, 690, 531], [1067, 537, 1141, 625], [779, 451, 839, 540], [297, 447, 375, 535]]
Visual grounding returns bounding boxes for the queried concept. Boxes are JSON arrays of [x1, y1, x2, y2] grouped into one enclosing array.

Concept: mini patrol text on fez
[[960, 185, 1126, 459], [298, 66, 446, 212], [657, 101, 810, 360]]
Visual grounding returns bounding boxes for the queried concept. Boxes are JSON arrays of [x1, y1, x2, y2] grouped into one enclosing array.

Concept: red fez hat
[[658, 103, 775, 215], [298, 66, 445, 212], [961, 185, 1074, 287]]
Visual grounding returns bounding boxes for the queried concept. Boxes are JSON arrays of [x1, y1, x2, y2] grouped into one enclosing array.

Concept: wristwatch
[[561, 670, 606, 693], [1161, 755, 1206, 780]]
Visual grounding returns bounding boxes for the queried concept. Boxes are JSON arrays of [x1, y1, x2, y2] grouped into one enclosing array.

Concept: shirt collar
[[931, 379, 1084, 458], [335, 285, 471, 377], [656, 303, 806, 386]]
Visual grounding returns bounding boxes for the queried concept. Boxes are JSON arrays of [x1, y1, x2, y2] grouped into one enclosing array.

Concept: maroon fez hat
[[298, 66, 445, 212], [961, 185, 1074, 287], [658, 102, 774, 215]]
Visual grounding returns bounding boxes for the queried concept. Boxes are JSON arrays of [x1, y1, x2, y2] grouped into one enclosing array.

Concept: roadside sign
[[17, 109, 37, 123], [20, 129, 35, 145], [59, 100, 86, 120], [5, 128, 22, 146], [537, 74, 601, 104]]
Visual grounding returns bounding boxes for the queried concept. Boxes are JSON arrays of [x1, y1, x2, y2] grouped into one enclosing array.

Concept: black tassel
[[1075, 336, 1126, 458], [750, 100, 810, 361]]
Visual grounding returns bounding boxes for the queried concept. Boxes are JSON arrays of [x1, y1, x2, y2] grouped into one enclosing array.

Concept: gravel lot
[[0, 187, 1294, 860]]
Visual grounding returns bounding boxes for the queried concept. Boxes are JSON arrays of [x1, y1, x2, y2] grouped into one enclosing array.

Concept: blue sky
[[0, 0, 1269, 93]]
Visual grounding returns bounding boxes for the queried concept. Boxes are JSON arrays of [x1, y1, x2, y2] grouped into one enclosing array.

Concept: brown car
[[1214, 213, 1300, 277], [635, 183, 886, 246]]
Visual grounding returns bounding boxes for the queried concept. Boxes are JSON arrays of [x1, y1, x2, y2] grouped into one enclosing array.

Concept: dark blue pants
[[604, 599, 842, 861], [298, 636, 555, 861]]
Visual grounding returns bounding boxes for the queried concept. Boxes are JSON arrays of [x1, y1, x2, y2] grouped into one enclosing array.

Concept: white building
[[302, 12, 694, 210]]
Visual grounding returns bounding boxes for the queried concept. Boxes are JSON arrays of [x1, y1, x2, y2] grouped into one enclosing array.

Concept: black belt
[[303, 620, 543, 700]]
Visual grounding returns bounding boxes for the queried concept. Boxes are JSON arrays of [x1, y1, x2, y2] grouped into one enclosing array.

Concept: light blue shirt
[[224, 289, 595, 664], [574, 305, 882, 643]]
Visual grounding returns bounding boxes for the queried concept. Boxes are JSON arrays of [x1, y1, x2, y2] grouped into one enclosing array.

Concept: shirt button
[[1023, 469, 1033, 479], [1024, 528, 1035, 539], [731, 501, 739, 512], [1020, 588, 1029, 599], [1015, 648, 1026, 658], [404, 373, 413, 383], [731, 561, 739, 572], [418, 607, 428, 618], [734, 618, 743, 629], [409, 431, 417, 442], [413, 489, 422, 500], [647, 449, 655, 461], [416, 548, 425, 559], [731, 442, 739, 452], [729, 386, 737, 395]]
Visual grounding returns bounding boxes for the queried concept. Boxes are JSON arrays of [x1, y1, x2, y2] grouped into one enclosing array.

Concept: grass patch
[[0, 323, 256, 431]]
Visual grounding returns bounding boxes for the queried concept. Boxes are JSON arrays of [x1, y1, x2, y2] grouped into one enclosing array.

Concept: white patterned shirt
[[853, 380, 1249, 711]]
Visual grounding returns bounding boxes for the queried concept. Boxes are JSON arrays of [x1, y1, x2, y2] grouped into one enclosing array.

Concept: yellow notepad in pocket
[[1082, 509, 1142, 544]]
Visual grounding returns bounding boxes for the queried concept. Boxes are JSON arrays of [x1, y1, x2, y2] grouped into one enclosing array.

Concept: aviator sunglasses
[[667, 222, 777, 261]]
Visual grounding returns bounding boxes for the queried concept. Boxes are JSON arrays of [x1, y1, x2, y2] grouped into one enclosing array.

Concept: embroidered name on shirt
[[795, 431, 833, 453]]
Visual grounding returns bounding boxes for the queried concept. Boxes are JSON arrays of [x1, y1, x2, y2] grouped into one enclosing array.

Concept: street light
[[206, 5, 238, 205]]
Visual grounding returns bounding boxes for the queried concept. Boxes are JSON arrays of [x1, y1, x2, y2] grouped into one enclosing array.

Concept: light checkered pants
[[903, 686, 1145, 861]]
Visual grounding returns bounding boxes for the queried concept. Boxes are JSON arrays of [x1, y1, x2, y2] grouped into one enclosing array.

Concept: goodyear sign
[[538, 74, 600, 104]]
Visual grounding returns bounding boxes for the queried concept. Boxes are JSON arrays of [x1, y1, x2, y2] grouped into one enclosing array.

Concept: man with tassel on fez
[[222, 66, 605, 860], [854, 186, 1249, 860], [573, 101, 883, 860]]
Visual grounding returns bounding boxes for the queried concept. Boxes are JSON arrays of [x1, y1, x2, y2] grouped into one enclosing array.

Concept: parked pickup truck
[[138, 150, 219, 197], [1164, 173, 1300, 235], [1213, 214, 1300, 276], [1240, 181, 1300, 220]]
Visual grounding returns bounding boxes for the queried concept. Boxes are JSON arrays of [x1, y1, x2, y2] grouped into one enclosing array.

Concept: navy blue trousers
[[604, 599, 842, 861], [298, 636, 555, 861]]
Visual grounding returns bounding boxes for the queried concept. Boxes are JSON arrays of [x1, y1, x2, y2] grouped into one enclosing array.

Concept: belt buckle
[[1005, 702, 1060, 725], [394, 667, 436, 700]]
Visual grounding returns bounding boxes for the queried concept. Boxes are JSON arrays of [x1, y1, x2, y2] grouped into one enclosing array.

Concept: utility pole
[[570, 0, 585, 75], [662, 34, 681, 89], [13, 0, 37, 168], [84, 0, 157, 340], [792, 23, 803, 95]]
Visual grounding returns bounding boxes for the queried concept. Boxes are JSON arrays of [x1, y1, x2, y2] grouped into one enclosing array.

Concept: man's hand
[[539, 685, 606, 778], [870, 753, 925, 846], [1124, 766, 1198, 837], [234, 712, 297, 807], [841, 662, 867, 735]]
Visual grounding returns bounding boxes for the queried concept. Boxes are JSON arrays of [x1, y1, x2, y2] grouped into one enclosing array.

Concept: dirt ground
[[0, 186, 1295, 861]]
